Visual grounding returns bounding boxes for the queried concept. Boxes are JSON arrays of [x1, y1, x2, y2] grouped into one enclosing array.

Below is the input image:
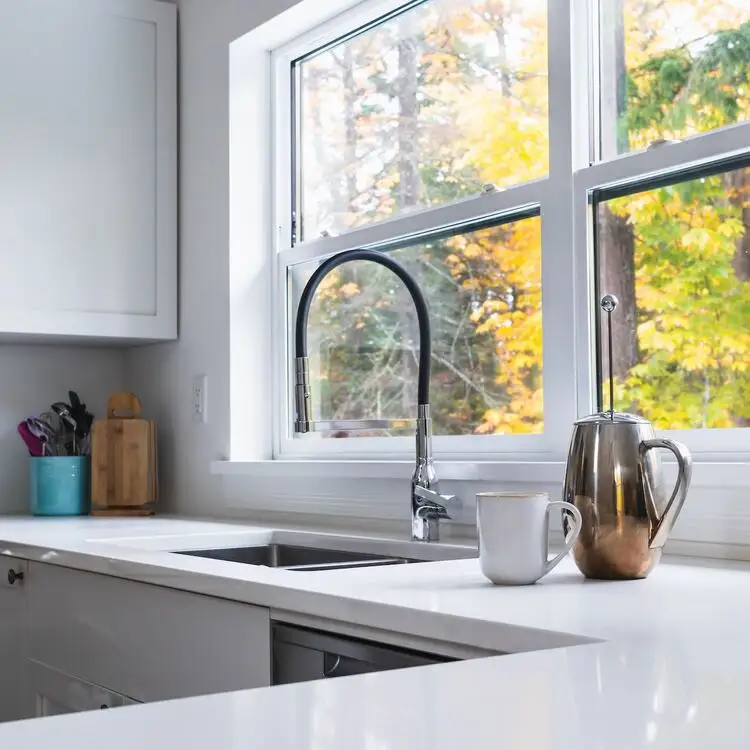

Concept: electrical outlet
[[192, 374, 208, 423]]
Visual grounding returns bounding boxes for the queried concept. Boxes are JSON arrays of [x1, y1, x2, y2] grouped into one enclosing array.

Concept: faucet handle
[[413, 485, 456, 506]]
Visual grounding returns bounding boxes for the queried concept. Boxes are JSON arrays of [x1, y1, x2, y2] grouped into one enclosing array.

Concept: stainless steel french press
[[562, 295, 693, 579]]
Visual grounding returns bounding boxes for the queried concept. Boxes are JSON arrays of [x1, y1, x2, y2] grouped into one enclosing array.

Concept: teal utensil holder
[[29, 457, 89, 516]]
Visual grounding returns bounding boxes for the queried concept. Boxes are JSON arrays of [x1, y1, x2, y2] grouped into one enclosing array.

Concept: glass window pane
[[290, 216, 543, 437], [599, 0, 750, 159], [596, 163, 750, 429], [295, 0, 548, 240]]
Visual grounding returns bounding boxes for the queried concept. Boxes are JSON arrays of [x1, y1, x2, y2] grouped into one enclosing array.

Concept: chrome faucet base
[[412, 515, 440, 543], [410, 406, 454, 542]]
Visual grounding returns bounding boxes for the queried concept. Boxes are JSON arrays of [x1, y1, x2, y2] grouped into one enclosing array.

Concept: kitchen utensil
[[17, 422, 44, 457], [476, 492, 582, 585], [91, 392, 157, 516], [24, 418, 54, 455], [29, 456, 89, 516], [68, 390, 94, 443], [26, 417, 56, 442], [562, 295, 693, 580]]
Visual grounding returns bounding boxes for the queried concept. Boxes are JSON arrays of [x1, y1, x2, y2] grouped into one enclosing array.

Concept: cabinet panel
[[0, 558, 29, 723], [28, 660, 139, 717], [28, 562, 271, 703], [0, 0, 176, 341]]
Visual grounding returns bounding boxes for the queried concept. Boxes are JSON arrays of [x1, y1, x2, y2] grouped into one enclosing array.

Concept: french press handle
[[640, 438, 692, 549]]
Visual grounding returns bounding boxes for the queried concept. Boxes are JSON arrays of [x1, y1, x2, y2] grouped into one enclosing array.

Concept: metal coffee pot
[[562, 296, 693, 580]]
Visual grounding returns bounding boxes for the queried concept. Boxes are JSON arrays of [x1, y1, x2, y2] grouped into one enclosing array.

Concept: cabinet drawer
[[28, 659, 139, 717], [28, 562, 271, 702]]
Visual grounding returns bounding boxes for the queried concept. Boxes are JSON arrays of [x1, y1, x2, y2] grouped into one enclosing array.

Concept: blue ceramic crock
[[29, 457, 89, 516]]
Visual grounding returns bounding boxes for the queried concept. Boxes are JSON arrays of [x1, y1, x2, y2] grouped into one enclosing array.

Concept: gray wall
[[0, 345, 124, 512]]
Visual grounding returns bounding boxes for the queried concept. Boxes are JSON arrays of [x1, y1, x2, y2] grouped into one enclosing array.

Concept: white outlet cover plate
[[192, 374, 208, 423]]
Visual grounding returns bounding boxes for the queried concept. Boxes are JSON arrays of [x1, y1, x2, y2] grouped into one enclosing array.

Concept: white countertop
[[0, 515, 749, 748]]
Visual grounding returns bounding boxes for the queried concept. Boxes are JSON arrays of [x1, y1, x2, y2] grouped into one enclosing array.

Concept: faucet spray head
[[294, 357, 313, 433]]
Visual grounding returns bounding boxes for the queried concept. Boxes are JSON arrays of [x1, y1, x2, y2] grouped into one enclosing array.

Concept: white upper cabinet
[[0, 0, 176, 342]]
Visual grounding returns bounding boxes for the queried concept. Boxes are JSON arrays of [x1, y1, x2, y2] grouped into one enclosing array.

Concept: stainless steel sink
[[175, 544, 419, 571]]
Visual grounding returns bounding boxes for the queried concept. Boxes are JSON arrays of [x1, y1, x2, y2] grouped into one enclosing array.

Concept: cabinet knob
[[7, 569, 24, 585]]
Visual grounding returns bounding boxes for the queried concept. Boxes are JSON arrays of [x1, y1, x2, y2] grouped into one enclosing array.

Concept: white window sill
[[210, 458, 750, 488], [211, 459, 565, 482]]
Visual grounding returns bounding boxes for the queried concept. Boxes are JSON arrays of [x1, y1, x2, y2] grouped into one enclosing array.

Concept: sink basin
[[175, 544, 418, 571]]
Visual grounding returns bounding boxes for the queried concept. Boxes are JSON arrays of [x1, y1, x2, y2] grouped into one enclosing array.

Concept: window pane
[[599, 1, 750, 159], [290, 217, 543, 437], [596, 163, 750, 429], [295, 0, 548, 240]]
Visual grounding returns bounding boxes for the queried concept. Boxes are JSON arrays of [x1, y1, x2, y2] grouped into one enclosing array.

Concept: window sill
[[210, 458, 750, 488], [211, 459, 566, 482]]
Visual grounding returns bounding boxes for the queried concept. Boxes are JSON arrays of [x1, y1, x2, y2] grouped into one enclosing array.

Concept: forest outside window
[[290, 214, 543, 439], [595, 159, 750, 431], [272, 0, 750, 461], [294, 0, 548, 242], [598, 0, 750, 160], [273, 0, 563, 460]]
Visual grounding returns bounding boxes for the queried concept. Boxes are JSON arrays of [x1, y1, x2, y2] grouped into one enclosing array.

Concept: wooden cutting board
[[91, 392, 157, 516]]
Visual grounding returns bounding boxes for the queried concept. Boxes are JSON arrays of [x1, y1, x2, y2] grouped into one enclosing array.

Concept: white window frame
[[269, 0, 750, 464]]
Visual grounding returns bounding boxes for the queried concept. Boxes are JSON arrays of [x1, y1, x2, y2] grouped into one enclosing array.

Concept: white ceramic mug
[[477, 492, 583, 585]]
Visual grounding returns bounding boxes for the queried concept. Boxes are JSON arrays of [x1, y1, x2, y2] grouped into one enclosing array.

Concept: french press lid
[[575, 411, 650, 425]]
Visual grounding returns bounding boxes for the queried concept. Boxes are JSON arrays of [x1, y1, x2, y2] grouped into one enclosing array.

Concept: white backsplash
[[0, 344, 125, 513]]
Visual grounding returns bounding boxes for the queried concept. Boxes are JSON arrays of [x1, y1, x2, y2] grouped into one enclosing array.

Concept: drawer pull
[[7, 569, 24, 585]]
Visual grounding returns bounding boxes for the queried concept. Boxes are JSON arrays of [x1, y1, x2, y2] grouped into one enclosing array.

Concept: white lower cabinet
[[0, 559, 272, 722], [0, 558, 29, 722], [28, 562, 271, 705], [28, 660, 139, 718]]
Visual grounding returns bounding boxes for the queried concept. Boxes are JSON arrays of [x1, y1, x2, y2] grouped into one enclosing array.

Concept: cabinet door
[[28, 660, 139, 718], [0, 558, 28, 723], [29, 562, 271, 703], [0, 0, 176, 342]]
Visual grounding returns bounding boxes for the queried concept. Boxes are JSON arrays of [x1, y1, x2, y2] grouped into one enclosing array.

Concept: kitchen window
[[271, 0, 750, 462]]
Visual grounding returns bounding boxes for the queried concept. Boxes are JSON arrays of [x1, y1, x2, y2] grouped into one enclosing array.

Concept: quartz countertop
[[0, 515, 749, 748]]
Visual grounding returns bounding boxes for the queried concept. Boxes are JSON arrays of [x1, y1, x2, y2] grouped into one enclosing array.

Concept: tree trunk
[[599, 0, 638, 403], [729, 170, 750, 281], [600, 208, 639, 386], [397, 35, 420, 210], [728, 169, 750, 426], [492, 8, 511, 97], [600, 0, 629, 157], [343, 46, 358, 217]]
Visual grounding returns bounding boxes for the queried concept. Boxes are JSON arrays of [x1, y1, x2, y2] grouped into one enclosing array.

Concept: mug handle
[[544, 501, 583, 575]]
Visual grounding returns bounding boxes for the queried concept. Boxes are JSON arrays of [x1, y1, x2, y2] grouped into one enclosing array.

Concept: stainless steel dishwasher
[[272, 624, 453, 684]]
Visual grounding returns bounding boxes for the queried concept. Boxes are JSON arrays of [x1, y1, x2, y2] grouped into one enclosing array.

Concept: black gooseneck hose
[[294, 249, 431, 406]]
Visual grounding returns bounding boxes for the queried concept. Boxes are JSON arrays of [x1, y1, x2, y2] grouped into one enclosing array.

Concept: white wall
[[125, 0, 299, 514], [0, 345, 124, 513]]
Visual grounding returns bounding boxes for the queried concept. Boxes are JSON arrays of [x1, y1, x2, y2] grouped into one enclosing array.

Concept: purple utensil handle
[[17, 422, 44, 457]]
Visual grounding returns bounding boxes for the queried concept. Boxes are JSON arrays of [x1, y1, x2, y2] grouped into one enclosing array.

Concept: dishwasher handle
[[323, 653, 341, 677], [274, 624, 452, 672]]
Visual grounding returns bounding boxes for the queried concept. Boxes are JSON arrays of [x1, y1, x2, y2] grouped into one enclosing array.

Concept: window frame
[[271, 0, 582, 461], [270, 0, 750, 464]]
